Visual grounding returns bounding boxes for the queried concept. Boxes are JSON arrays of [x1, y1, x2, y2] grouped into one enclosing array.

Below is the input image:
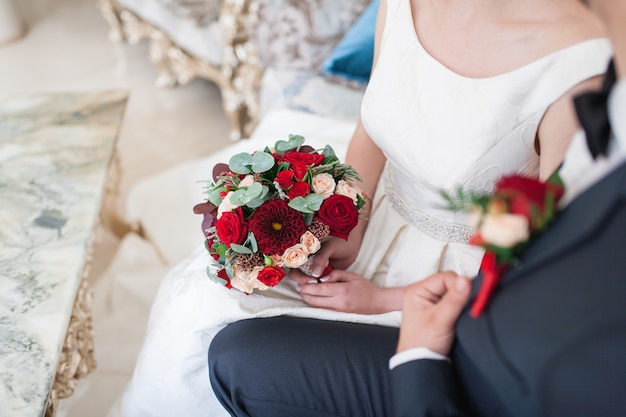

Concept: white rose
[[311, 173, 336, 199], [231, 266, 268, 293], [300, 231, 321, 254], [217, 191, 238, 219], [239, 174, 255, 188], [281, 244, 310, 268], [480, 213, 529, 248], [335, 180, 360, 205]]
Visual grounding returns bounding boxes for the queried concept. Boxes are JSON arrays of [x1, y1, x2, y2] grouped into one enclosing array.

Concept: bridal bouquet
[[193, 134, 366, 294], [442, 173, 564, 317]]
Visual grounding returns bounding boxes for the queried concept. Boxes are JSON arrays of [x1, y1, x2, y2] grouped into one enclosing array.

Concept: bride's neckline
[[404, 0, 604, 81]]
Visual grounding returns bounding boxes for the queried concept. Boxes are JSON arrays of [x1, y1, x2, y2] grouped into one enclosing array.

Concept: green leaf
[[208, 187, 225, 206], [215, 244, 228, 258], [230, 182, 264, 206], [250, 152, 275, 173], [289, 193, 324, 214], [207, 267, 229, 286], [249, 232, 258, 252], [229, 152, 254, 174], [321, 145, 337, 158], [355, 193, 366, 210], [263, 254, 274, 266], [275, 134, 306, 154], [228, 151, 274, 174], [230, 243, 253, 254]]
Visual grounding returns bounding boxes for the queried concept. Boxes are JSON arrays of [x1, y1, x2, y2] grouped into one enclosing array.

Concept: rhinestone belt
[[385, 174, 473, 244]]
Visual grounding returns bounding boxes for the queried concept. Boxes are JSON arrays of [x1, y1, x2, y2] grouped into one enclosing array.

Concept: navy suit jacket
[[391, 160, 626, 417]]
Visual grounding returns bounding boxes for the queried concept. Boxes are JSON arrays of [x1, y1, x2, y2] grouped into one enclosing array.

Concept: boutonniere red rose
[[193, 134, 366, 294], [443, 172, 564, 317]]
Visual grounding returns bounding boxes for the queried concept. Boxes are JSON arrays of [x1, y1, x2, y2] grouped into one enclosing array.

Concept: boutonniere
[[442, 172, 565, 317]]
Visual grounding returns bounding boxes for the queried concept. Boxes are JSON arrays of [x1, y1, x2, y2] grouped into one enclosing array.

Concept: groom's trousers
[[209, 316, 398, 417]]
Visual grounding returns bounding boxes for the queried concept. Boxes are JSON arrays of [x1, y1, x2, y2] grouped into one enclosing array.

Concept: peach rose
[[281, 244, 310, 268], [269, 253, 284, 267], [480, 213, 529, 248], [335, 180, 360, 205], [217, 191, 239, 219], [311, 173, 336, 199], [300, 231, 321, 254]]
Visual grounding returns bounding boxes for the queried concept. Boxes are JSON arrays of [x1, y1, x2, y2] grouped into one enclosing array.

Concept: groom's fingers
[[407, 272, 457, 306], [434, 275, 472, 325]]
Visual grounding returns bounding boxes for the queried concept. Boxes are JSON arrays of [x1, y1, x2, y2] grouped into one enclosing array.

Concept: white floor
[[0, 0, 232, 415]]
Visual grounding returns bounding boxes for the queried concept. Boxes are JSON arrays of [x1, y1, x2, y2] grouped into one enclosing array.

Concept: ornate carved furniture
[[98, 0, 262, 141]]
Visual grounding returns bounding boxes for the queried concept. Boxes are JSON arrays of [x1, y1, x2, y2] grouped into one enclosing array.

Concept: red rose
[[216, 268, 232, 289], [279, 152, 325, 180], [256, 266, 286, 287], [216, 208, 248, 247], [315, 195, 359, 240], [275, 170, 295, 189], [288, 182, 310, 199], [496, 176, 564, 230]]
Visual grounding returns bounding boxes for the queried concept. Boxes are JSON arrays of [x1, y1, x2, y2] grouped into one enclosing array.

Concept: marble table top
[[0, 91, 127, 417]]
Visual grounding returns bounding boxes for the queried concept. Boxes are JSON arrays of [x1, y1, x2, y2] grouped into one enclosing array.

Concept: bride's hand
[[291, 269, 404, 314], [301, 235, 362, 277]]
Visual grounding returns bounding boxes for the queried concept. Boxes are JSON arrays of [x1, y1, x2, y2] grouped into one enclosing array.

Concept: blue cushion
[[321, 0, 379, 86]]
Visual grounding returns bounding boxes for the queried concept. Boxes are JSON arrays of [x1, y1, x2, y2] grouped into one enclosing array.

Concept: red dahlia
[[248, 199, 306, 255]]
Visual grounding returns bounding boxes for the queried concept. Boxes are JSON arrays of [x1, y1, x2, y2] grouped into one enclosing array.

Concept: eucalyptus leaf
[[208, 188, 225, 206], [246, 196, 267, 208], [225, 263, 234, 279], [250, 151, 275, 173], [289, 193, 324, 214], [230, 183, 264, 206], [207, 267, 229, 286], [230, 243, 253, 254], [229, 152, 254, 174], [275, 134, 305, 154], [249, 232, 258, 252], [321, 145, 336, 158]]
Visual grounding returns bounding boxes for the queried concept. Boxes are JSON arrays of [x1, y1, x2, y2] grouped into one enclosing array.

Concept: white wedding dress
[[116, 1, 612, 415]]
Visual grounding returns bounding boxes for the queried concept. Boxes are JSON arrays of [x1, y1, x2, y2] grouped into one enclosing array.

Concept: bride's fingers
[[288, 268, 315, 284], [307, 250, 332, 278]]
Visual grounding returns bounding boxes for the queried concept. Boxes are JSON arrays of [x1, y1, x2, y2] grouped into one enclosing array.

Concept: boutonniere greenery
[[442, 171, 564, 317]]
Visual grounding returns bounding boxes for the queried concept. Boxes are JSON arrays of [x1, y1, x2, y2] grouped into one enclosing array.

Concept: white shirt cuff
[[389, 347, 449, 370]]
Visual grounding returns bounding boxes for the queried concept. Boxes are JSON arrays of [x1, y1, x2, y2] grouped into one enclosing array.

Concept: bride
[[115, 0, 611, 416]]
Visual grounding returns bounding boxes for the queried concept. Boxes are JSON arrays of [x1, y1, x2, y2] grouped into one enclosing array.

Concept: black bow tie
[[573, 60, 616, 159]]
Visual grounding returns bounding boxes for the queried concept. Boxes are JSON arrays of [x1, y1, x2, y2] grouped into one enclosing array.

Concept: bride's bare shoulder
[[547, 2, 607, 49]]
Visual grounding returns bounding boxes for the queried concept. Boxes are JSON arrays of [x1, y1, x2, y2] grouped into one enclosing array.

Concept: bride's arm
[[295, 0, 388, 275], [537, 75, 605, 179]]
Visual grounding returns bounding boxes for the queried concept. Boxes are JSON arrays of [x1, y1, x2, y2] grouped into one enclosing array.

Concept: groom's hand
[[397, 272, 472, 356]]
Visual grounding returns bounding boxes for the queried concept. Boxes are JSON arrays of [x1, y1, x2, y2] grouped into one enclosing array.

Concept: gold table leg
[[45, 276, 97, 417]]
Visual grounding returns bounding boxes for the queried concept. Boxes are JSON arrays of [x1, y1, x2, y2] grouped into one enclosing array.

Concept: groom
[[208, 0, 626, 415]]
